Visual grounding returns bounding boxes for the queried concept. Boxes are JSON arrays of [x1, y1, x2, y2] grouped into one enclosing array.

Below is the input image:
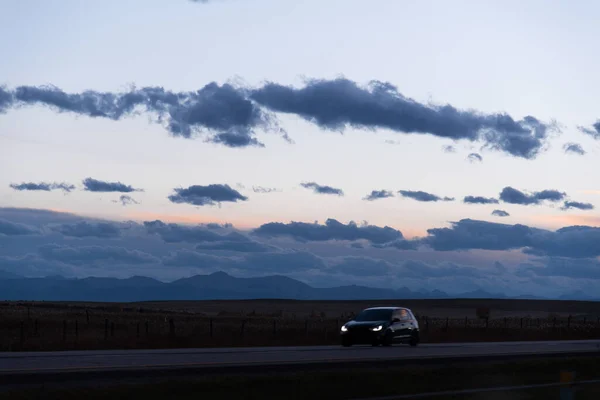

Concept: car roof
[[363, 306, 410, 311]]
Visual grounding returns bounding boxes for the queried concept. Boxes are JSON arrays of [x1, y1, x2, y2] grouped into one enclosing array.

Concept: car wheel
[[409, 332, 419, 347]]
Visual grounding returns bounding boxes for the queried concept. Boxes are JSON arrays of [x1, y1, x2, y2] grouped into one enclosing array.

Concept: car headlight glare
[[371, 325, 383, 332], [341, 325, 348, 332]]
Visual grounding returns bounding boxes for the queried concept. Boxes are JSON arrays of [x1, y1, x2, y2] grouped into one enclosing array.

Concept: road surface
[[1, 339, 600, 376]]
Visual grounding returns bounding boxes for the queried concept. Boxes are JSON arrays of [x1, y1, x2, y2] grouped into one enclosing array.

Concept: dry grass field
[[1, 298, 600, 352]]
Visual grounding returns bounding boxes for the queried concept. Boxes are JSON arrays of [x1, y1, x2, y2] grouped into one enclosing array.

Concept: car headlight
[[371, 325, 383, 332], [341, 325, 348, 332]]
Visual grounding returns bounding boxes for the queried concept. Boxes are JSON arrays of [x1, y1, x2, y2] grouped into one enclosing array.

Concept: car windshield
[[354, 309, 393, 322]]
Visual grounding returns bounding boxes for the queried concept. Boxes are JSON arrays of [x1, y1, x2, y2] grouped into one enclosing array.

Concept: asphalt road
[[1, 339, 600, 376]]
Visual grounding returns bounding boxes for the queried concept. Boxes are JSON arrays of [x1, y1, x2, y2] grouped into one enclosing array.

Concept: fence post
[[567, 315, 571, 330], [553, 317, 557, 330], [110, 322, 115, 337], [445, 317, 449, 331], [464, 316, 468, 328], [583, 317, 586, 325], [305, 319, 308, 335], [75, 320, 79, 340], [273, 319, 277, 337], [520, 318, 523, 330], [169, 319, 175, 337], [136, 322, 140, 338], [63, 320, 67, 341], [86, 309, 90, 325], [503, 317, 507, 329], [104, 319, 108, 340], [34, 319, 38, 337], [20, 321, 24, 345], [240, 320, 246, 337], [209, 318, 213, 338], [27, 307, 31, 320], [560, 370, 575, 400], [485, 317, 489, 330], [145, 320, 149, 336]]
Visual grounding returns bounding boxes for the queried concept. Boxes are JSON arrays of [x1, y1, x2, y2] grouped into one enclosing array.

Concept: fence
[[1, 305, 600, 351]]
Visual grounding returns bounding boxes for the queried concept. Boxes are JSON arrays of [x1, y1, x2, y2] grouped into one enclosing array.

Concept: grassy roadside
[[3, 356, 600, 400]]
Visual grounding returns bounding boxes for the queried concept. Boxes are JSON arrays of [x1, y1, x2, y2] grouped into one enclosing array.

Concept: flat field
[[1, 298, 599, 351]]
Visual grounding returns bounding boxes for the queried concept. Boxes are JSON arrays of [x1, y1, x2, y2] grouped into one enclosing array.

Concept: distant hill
[[0, 270, 596, 302]]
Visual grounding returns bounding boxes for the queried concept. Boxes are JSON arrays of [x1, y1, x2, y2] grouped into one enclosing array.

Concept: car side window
[[398, 309, 410, 321]]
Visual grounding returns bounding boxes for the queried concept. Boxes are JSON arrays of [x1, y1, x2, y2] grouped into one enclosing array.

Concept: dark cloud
[[422, 218, 600, 259], [196, 240, 275, 253], [0, 87, 14, 113], [252, 186, 279, 193], [300, 182, 344, 196], [371, 239, 419, 250], [37, 244, 159, 265], [51, 221, 121, 238], [168, 184, 247, 206], [113, 195, 140, 206], [467, 153, 483, 163], [250, 78, 553, 159], [205, 222, 234, 229], [208, 131, 265, 148], [442, 145, 456, 153], [491, 209, 510, 217], [144, 220, 237, 243], [329, 257, 393, 277], [578, 122, 600, 140], [363, 190, 394, 201], [499, 186, 566, 205], [563, 143, 586, 155], [562, 201, 594, 211], [9, 182, 76, 193], [10, 83, 278, 147], [0, 219, 38, 236], [518, 258, 600, 280], [253, 218, 403, 244], [463, 196, 499, 205], [398, 190, 454, 202], [82, 178, 141, 193]]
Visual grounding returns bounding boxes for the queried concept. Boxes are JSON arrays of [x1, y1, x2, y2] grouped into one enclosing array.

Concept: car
[[339, 306, 420, 347]]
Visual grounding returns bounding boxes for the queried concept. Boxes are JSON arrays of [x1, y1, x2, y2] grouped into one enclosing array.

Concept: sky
[[1, 0, 599, 298]]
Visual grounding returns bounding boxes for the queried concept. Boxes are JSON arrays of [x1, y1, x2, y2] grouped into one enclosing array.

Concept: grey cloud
[[578, 122, 600, 140], [162, 250, 231, 268], [37, 244, 159, 265], [144, 220, 237, 243], [82, 178, 141, 193], [562, 201, 594, 211], [168, 184, 248, 206], [467, 153, 483, 163], [11, 83, 278, 148], [9, 182, 75, 193], [250, 78, 553, 159], [253, 218, 403, 244], [563, 143, 586, 155], [499, 186, 566, 205], [113, 195, 139, 206], [371, 239, 419, 250], [492, 209, 510, 217], [208, 131, 265, 148], [398, 190, 454, 202], [0, 254, 75, 278], [423, 218, 600, 259], [399, 260, 491, 279], [196, 240, 275, 253], [363, 190, 394, 201], [300, 182, 344, 196], [0, 86, 14, 113], [518, 258, 600, 280], [463, 196, 499, 204], [252, 186, 279, 193], [328, 257, 393, 277], [52, 221, 121, 238], [442, 145, 456, 153], [0, 219, 38, 236]]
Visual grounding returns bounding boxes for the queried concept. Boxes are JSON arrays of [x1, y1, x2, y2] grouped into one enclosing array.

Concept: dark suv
[[340, 306, 420, 347]]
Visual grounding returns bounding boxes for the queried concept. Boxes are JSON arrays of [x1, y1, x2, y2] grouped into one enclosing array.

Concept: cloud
[[300, 182, 344, 196], [51, 221, 121, 238], [252, 186, 279, 193], [168, 184, 248, 206], [37, 244, 159, 265], [113, 195, 139, 206], [562, 201, 594, 211], [371, 239, 419, 250], [518, 258, 600, 280], [10, 83, 278, 148], [492, 209, 510, 217], [0, 86, 14, 113], [563, 143, 586, 155], [363, 190, 395, 201], [499, 186, 566, 205], [253, 218, 403, 244], [467, 153, 483, 163], [328, 257, 393, 277], [0, 219, 38, 236], [82, 178, 141, 193], [196, 240, 276, 253], [144, 220, 237, 243], [464, 196, 499, 205], [442, 145, 456, 153], [422, 218, 600, 259], [250, 78, 554, 159], [578, 122, 600, 140], [398, 190, 454, 202], [9, 182, 75, 193]]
